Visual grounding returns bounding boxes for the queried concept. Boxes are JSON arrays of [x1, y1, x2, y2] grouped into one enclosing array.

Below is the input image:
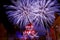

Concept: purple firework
[[5, 0, 35, 27], [5, 0, 60, 32], [31, 0, 60, 27]]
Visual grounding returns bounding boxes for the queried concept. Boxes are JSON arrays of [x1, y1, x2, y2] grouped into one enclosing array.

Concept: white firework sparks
[[5, 0, 60, 29], [30, 0, 60, 28], [5, 0, 35, 27]]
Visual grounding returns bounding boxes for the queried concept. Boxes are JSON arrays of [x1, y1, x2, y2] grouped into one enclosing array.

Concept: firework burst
[[5, 0, 36, 27], [4, 0, 60, 35]]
